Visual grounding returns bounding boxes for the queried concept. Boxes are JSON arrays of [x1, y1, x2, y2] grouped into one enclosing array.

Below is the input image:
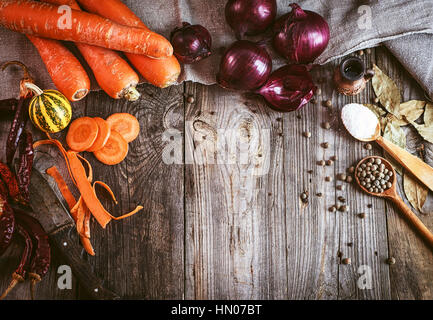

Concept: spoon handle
[[390, 195, 433, 249], [376, 136, 433, 192]]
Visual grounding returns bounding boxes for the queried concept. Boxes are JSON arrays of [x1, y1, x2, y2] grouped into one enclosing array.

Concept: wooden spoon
[[343, 117, 433, 192], [355, 156, 433, 249]]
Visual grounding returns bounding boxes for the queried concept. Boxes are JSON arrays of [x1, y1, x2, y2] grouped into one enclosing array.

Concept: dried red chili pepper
[[0, 98, 18, 115], [0, 223, 33, 300], [0, 161, 23, 204], [0, 193, 15, 258], [17, 131, 34, 204], [14, 209, 51, 299], [1, 61, 34, 167]]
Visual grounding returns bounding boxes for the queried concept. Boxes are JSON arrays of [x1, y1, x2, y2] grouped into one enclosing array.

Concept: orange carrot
[[66, 117, 99, 152], [86, 117, 111, 152], [106, 113, 140, 143], [93, 130, 128, 166], [26, 36, 89, 101], [0, 0, 173, 58], [46, 165, 95, 256], [42, 0, 140, 101], [77, 0, 181, 88]]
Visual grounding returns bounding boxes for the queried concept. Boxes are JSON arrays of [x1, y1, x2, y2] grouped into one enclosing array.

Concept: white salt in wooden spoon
[[342, 103, 433, 192]]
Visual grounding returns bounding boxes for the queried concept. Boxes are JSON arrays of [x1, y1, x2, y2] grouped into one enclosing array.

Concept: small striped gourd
[[26, 83, 72, 133]]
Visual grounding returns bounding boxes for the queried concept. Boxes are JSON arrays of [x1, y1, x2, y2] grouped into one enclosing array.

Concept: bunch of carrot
[[0, 0, 181, 101], [36, 113, 142, 256]]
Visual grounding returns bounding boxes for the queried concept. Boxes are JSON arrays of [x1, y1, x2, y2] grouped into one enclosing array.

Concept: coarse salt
[[341, 103, 379, 140]]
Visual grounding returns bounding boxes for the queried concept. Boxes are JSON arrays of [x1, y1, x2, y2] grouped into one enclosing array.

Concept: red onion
[[217, 40, 272, 91], [256, 64, 316, 112], [170, 22, 212, 64], [225, 0, 277, 39], [273, 3, 330, 64]]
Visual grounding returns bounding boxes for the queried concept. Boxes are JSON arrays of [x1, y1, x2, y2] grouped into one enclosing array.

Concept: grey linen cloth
[[0, 0, 432, 100]]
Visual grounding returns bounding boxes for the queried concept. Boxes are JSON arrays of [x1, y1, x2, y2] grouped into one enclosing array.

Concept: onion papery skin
[[170, 22, 212, 64], [225, 0, 277, 39], [217, 40, 272, 91], [257, 64, 316, 112], [273, 3, 330, 64]]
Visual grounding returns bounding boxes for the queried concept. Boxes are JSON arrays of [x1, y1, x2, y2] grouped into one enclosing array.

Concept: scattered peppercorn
[[187, 96, 195, 103], [337, 173, 347, 181], [338, 196, 346, 203], [366, 48, 372, 54], [342, 258, 351, 265], [303, 131, 312, 138], [348, 166, 355, 174], [339, 205, 349, 212], [321, 142, 329, 149], [386, 257, 396, 265], [359, 50, 364, 56], [316, 192, 323, 197], [326, 160, 333, 166], [296, 114, 302, 119], [317, 160, 326, 166], [358, 213, 366, 219], [374, 97, 380, 103], [316, 88, 322, 95], [347, 242, 353, 247], [365, 143, 373, 150], [324, 100, 332, 108], [336, 185, 345, 191], [300, 191, 309, 203], [367, 204, 373, 208], [322, 122, 331, 130], [307, 170, 313, 174], [345, 176, 353, 183], [331, 155, 338, 161], [325, 176, 332, 182], [329, 206, 337, 213]]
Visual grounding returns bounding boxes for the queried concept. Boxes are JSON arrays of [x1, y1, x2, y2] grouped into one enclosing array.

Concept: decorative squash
[[26, 83, 72, 133]]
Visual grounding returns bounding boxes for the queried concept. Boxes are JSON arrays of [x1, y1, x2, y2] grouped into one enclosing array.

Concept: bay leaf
[[410, 121, 433, 144], [424, 102, 433, 127], [383, 120, 406, 175], [403, 172, 428, 213], [398, 100, 426, 125], [372, 64, 401, 117]]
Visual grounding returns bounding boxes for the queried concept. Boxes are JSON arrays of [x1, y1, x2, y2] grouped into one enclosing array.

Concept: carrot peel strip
[[93, 181, 118, 204], [46, 166, 76, 210]]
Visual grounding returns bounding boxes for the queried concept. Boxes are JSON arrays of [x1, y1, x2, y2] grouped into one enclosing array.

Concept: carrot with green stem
[[0, 0, 173, 58], [42, 0, 140, 101], [77, 0, 181, 88], [26, 36, 90, 101]]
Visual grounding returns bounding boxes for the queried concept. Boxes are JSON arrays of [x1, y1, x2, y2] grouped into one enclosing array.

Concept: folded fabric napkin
[[0, 0, 432, 101]]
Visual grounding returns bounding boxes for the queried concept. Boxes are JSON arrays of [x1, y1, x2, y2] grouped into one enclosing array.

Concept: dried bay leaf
[[383, 120, 406, 175], [403, 172, 428, 213], [410, 121, 433, 144], [372, 64, 401, 117], [398, 100, 426, 125], [424, 102, 433, 127]]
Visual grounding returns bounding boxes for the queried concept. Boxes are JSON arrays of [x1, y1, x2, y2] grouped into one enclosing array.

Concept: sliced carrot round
[[106, 113, 140, 143], [93, 130, 128, 165], [66, 117, 99, 152], [87, 117, 111, 152]]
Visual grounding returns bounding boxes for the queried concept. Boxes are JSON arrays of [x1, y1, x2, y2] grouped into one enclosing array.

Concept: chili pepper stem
[[0, 273, 24, 300], [29, 273, 41, 300], [1, 61, 35, 97]]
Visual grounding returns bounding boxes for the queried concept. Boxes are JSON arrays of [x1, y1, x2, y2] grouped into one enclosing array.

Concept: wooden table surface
[[0, 47, 432, 300]]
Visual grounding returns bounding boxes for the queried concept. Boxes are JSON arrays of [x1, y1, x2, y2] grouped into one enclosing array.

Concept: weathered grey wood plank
[[376, 47, 433, 300], [184, 82, 288, 299], [331, 50, 391, 300], [82, 83, 185, 299]]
